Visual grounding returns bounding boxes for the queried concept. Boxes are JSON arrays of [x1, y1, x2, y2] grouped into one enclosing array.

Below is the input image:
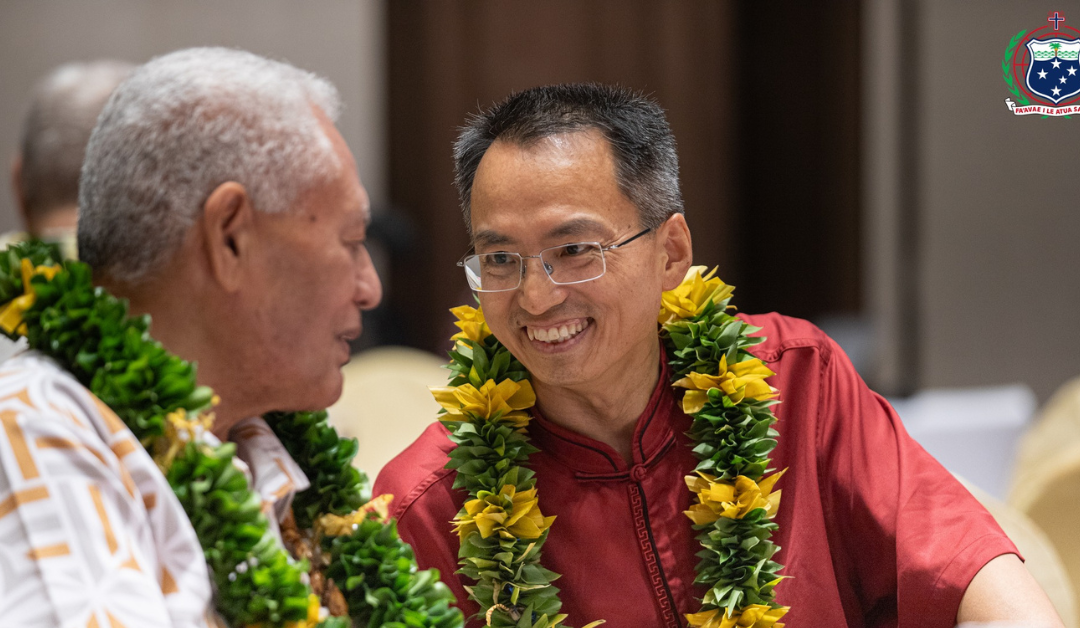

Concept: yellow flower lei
[[435, 266, 789, 628]]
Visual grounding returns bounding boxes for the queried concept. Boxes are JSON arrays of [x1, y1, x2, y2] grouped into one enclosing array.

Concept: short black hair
[[453, 83, 683, 233]]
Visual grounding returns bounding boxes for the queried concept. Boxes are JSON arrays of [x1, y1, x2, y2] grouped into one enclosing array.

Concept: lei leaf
[[322, 515, 463, 628], [438, 268, 789, 628], [436, 319, 573, 628], [659, 268, 789, 625], [1, 240, 462, 628], [266, 410, 370, 529], [268, 409, 464, 627]]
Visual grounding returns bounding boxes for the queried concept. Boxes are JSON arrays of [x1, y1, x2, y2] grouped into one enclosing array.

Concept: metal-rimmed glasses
[[458, 228, 652, 292]]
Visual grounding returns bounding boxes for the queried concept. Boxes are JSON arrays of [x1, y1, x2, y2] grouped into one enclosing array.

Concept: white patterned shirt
[[0, 350, 308, 628]]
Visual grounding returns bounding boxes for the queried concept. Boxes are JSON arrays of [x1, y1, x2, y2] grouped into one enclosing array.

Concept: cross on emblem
[[1049, 11, 1066, 31]]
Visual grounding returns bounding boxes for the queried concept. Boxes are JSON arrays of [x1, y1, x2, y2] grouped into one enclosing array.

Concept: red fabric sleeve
[[814, 336, 1019, 627]]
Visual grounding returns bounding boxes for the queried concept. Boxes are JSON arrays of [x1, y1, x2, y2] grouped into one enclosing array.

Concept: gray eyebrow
[[343, 205, 370, 230]]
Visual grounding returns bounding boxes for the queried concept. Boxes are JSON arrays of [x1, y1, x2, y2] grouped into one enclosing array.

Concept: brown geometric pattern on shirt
[[628, 483, 679, 628], [0, 353, 214, 627]]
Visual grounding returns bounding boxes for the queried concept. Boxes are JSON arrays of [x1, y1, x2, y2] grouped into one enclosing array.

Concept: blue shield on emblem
[[1026, 38, 1080, 104]]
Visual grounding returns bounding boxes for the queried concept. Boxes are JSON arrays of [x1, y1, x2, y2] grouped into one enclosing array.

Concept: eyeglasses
[[458, 228, 652, 292]]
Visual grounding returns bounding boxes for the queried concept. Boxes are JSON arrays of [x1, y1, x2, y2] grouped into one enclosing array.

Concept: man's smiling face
[[469, 130, 672, 393]]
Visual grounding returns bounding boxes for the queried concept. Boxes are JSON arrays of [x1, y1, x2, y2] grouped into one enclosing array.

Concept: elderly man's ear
[[660, 212, 693, 292], [201, 181, 256, 293]]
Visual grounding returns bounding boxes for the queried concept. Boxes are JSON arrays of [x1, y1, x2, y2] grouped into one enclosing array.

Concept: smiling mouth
[[526, 319, 589, 344]]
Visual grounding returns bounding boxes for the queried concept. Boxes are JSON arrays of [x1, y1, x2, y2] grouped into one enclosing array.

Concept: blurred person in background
[[375, 84, 1063, 628], [6, 60, 134, 258]]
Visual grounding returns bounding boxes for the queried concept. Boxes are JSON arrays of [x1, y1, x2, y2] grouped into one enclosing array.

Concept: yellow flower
[[430, 378, 536, 428], [281, 593, 323, 628], [658, 266, 735, 325], [450, 304, 492, 344], [454, 484, 556, 540], [317, 493, 394, 536], [683, 470, 785, 525], [686, 605, 788, 628], [0, 258, 61, 335], [153, 407, 216, 470], [673, 355, 776, 414]]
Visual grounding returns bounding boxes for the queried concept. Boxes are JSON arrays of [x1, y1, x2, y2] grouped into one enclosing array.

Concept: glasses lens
[[541, 242, 604, 284], [465, 252, 521, 291]]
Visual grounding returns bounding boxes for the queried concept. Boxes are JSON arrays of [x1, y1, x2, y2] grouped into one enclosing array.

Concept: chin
[[519, 355, 590, 389], [312, 373, 346, 410], [274, 373, 344, 413]]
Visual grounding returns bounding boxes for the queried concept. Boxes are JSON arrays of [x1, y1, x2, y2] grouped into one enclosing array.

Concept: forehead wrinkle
[[544, 216, 610, 241]]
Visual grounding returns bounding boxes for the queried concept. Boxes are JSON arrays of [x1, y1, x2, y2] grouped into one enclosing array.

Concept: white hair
[[19, 60, 134, 218], [78, 47, 342, 284]]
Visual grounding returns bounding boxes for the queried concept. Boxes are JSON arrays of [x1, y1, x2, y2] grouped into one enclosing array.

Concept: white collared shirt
[[0, 351, 308, 628]]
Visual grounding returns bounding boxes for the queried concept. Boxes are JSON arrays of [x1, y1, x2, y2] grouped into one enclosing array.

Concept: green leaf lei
[[434, 266, 789, 628], [0, 241, 464, 628]]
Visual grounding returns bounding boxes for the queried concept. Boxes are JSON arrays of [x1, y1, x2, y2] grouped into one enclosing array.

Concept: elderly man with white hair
[[0, 48, 454, 628]]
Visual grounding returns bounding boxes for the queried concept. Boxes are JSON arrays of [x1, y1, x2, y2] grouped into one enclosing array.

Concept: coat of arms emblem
[[1004, 11, 1080, 117]]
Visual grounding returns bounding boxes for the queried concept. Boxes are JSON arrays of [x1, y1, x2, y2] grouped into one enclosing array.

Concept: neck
[[531, 339, 661, 464], [27, 204, 78, 237], [107, 268, 254, 439]]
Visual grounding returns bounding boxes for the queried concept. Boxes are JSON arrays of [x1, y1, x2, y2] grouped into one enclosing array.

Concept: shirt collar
[[227, 416, 310, 523], [527, 350, 684, 476]]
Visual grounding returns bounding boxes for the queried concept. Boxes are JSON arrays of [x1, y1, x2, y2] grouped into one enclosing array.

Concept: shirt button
[[630, 464, 647, 482]]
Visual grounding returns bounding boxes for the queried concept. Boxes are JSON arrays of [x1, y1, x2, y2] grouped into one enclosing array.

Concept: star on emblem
[[1039, 69, 1049, 79], [1070, 66, 1078, 76], [1052, 59, 1062, 69], [1053, 86, 1062, 96], [1061, 76, 1069, 84]]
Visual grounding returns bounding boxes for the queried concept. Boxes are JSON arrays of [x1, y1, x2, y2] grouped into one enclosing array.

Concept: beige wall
[[866, 0, 1080, 401], [0, 0, 386, 234]]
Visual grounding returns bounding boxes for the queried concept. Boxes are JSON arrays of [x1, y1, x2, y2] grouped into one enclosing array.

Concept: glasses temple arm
[[607, 227, 653, 250]]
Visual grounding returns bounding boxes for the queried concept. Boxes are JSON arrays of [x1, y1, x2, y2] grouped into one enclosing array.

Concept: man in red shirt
[[374, 84, 1061, 628]]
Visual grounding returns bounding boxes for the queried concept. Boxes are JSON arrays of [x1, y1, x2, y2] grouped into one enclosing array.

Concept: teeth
[[527, 320, 588, 344]]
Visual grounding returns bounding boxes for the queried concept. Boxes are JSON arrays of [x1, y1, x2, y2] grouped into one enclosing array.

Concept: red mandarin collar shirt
[[373, 313, 1017, 628]]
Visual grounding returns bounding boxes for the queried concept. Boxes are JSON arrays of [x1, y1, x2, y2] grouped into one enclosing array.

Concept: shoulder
[[737, 312, 865, 410], [0, 351, 144, 493], [1, 350, 82, 388], [0, 351, 103, 423], [0, 351, 142, 466], [739, 312, 839, 364], [373, 421, 458, 519]]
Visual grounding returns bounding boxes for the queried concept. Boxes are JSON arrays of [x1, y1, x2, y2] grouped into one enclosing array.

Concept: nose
[[517, 256, 565, 316], [354, 247, 383, 311]]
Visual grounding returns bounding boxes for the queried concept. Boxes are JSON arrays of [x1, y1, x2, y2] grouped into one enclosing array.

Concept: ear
[[201, 181, 255, 293], [10, 155, 30, 230], [658, 213, 693, 291]]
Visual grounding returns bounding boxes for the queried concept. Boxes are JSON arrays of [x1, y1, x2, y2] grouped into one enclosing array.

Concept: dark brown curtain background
[[376, 1, 860, 354]]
